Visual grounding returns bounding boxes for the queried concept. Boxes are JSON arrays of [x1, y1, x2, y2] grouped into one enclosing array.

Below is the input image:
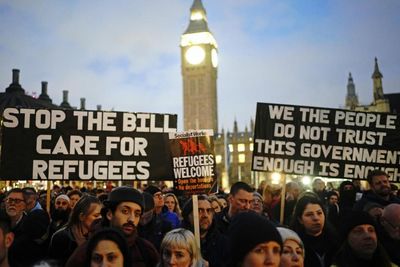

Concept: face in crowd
[[90, 240, 124, 267], [5, 191, 26, 220], [347, 224, 377, 259], [82, 203, 102, 232], [280, 239, 304, 267], [229, 189, 253, 217], [250, 197, 264, 214], [328, 194, 338, 206], [107, 202, 141, 237], [69, 193, 81, 209], [370, 174, 391, 198], [210, 199, 222, 213], [55, 198, 70, 211], [242, 241, 281, 267], [299, 203, 325, 236], [164, 195, 176, 213], [189, 199, 213, 234], [162, 245, 192, 267], [153, 192, 164, 210]]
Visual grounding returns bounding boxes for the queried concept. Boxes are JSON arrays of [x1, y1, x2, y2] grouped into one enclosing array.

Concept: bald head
[[381, 204, 400, 240], [383, 204, 400, 220]]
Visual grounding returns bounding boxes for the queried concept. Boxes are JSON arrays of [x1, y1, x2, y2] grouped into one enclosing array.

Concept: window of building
[[228, 144, 234, 152], [216, 155, 222, 164], [237, 143, 245, 152], [239, 154, 245, 163], [250, 143, 254, 151]]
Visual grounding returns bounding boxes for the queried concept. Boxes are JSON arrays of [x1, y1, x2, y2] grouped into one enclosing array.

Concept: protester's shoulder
[[51, 226, 73, 242], [137, 236, 158, 251]]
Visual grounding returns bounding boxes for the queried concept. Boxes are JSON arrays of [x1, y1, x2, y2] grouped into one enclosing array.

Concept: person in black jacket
[[290, 194, 339, 267], [181, 195, 227, 267], [332, 211, 394, 267], [65, 186, 159, 267], [48, 195, 102, 265]]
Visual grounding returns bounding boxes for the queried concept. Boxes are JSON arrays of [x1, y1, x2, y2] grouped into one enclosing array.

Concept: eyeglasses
[[384, 218, 400, 231], [154, 193, 163, 198], [5, 198, 25, 204]]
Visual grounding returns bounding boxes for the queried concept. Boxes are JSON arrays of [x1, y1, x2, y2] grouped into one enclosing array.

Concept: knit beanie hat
[[277, 227, 305, 257], [55, 194, 70, 203], [253, 191, 263, 202], [144, 185, 161, 196], [104, 186, 144, 212], [228, 211, 282, 265], [340, 211, 376, 238]]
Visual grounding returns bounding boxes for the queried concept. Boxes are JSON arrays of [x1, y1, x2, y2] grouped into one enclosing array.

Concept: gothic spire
[[372, 57, 383, 79]]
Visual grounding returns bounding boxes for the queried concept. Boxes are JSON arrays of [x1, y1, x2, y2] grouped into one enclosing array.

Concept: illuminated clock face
[[185, 46, 205, 65], [211, 48, 218, 68]]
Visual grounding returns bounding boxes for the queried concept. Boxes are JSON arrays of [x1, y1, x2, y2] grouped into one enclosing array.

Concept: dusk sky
[[1, 0, 399, 132]]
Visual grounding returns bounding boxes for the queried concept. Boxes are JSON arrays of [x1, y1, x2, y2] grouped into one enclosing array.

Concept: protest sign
[[0, 108, 177, 181], [169, 129, 217, 196], [252, 103, 400, 181]]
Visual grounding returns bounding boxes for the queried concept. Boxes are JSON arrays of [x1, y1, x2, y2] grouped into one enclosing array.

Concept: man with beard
[[181, 195, 227, 267], [66, 186, 159, 267], [0, 210, 14, 267], [354, 170, 400, 211], [49, 194, 71, 238]]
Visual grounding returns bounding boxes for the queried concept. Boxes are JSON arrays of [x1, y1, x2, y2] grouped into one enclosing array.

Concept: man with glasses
[[378, 203, 400, 265], [6, 188, 49, 266], [4, 189, 26, 229]]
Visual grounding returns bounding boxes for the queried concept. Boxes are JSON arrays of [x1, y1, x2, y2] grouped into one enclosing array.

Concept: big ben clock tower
[[181, 0, 218, 132]]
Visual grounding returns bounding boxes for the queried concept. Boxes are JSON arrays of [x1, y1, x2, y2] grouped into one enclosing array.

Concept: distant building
[[180, 0, 218, 133], [345, 58, 400, 113]]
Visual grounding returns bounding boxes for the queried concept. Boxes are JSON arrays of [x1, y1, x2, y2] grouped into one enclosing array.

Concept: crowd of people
[[0, 169, 400, 267]]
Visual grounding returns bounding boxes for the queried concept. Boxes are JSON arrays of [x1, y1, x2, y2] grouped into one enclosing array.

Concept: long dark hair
[[290, 195, 327, 234], [85, 228, 131, 267]]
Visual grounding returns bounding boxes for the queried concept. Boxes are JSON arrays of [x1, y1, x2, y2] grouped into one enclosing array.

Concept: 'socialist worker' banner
[[0, 108, 177, 181], [252, 103, 400, 181], [169, 130, 217, 196]]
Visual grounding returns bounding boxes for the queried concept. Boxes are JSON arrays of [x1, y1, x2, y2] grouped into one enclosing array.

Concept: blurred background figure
[[208, 195, 223, 214], [312, 178, 328, 204], [67, 190, 83, 210], [164, 192, 183, 222]]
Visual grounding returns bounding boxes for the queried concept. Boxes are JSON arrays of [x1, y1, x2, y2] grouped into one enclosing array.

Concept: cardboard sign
[[0, 108, 177, 181], [169, 130, 217, 196], [252, 103, 400, 181]]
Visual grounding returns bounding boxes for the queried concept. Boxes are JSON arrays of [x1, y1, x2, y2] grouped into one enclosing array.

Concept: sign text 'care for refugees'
[[0, 108, 177, 181], [252, 103, 400, 181]]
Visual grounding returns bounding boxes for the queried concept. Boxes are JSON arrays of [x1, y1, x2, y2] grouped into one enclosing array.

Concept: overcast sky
[[1, 0, 399, 131]]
